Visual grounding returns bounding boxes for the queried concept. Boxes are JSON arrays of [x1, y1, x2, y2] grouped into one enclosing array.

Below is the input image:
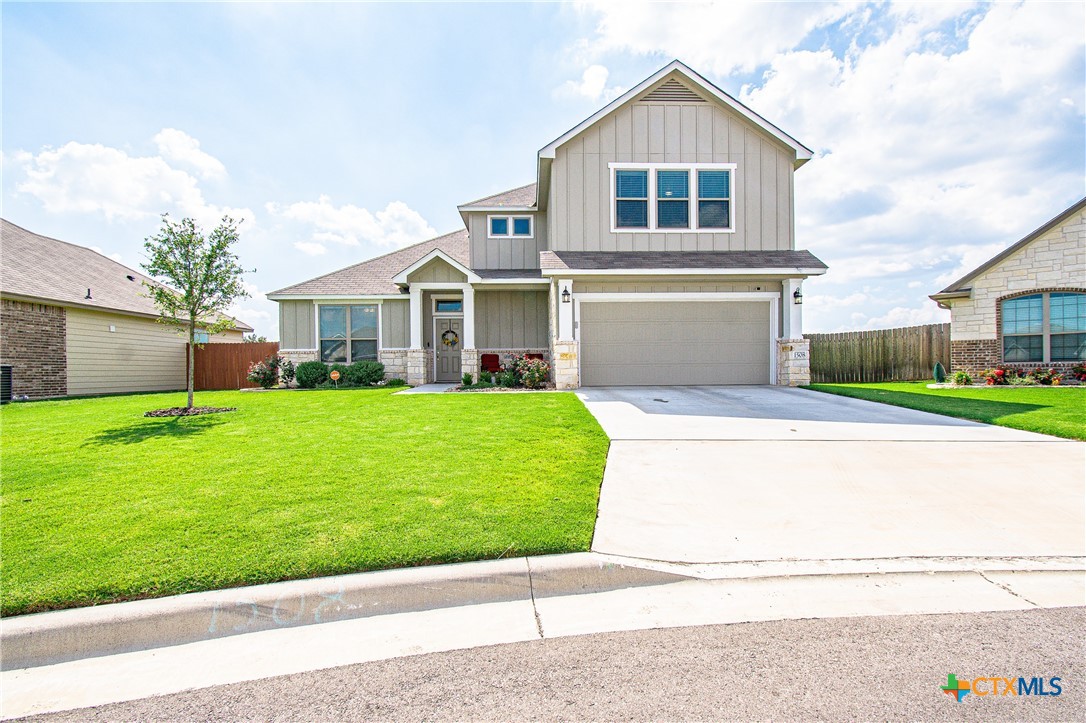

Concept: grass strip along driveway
[[1, 389, 609, 616], [805, 382, 1086, 441]]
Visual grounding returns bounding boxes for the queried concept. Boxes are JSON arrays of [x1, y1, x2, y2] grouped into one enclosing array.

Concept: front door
[[435, 318, 462, 382]]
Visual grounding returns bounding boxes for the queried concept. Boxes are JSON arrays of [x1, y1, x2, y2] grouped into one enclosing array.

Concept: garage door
[[579, 301, 771, 386]]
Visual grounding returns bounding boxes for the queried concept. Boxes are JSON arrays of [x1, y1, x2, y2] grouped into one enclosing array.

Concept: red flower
[[994, 369, 1005, 376]]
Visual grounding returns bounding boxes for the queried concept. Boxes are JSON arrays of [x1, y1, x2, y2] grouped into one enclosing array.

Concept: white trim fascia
[[392, 249, 480, 285], [472, 278, 550, 286], [458, 205, 536, 212], [407, 282, 474, 291], [540, 267, 827, 277], [267, 293, 406, 301], [538, 60, 814, 164], [486, 214, 534, 240], [574, 291, 780, 302]]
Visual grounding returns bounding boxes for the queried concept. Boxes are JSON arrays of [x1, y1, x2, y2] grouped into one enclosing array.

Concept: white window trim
[[487, 214, 534, 239], [431, 293, 465, 316], [609, 162, 737, 234]]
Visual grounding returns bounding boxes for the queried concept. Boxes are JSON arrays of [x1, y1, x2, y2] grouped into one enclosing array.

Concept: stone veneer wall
[[776, 338, 811, 386], [552, 341, 579, 389], [378, 349, 408, 380], [0, 299, 67, 399], [405, 349, 432, 386], [461, 349, 479, 381]]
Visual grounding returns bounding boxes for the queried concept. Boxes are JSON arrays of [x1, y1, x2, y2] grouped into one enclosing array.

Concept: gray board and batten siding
[[279, 298, 411, 350], [467, 212, 548, 270], [474, 290, 549, 349], [548, 81, 796, 254]]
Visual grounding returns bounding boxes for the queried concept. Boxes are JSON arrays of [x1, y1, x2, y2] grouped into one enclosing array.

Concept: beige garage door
[[579, 301, 771, 386]]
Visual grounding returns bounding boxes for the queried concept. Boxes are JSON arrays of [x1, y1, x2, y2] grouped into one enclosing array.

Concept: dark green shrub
[[346, 360, 385, 386], [462, 372, 473, 386], [479, 370, 493, 384], [951, 370, 972, 386], [497, 370, 518, 388], [384, 378, 407, 387], [295, 360, 328, 389], [328, 363, 349, 385], [280, 359, 296, 387], [933, 362, 946, 383]]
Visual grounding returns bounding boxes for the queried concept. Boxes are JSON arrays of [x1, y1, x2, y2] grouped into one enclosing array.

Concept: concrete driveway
[[577, 386, 1086, 566]]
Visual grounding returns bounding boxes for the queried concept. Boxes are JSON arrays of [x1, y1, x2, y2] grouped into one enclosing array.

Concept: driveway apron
[[577, 386, 1086, 565]]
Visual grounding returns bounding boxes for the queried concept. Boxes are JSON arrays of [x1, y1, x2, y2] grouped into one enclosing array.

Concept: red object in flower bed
[[144, 407, 237, 417], [481, 354, 501, 373]]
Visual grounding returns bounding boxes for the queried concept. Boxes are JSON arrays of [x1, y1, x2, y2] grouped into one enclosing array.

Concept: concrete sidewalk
[[2, 554, 1082, 719]]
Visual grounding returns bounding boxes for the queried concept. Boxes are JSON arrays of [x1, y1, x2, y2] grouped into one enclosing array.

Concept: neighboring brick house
[[272, 61, 827, 388], [930, 198, 1086, 376], [0, 220, 253, 399]]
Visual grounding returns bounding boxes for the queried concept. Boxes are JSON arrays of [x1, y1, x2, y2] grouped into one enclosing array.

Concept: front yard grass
[[804, 382, 1086, 440], [0, 388, 609, 616]]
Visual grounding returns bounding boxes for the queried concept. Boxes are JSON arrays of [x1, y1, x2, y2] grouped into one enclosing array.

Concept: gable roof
[[538, 60, 814, 166], [268, 229, 469, 297], [933, 197, 1086, 298], [458, 183, 537, 211], [0, 218, 253, 330]]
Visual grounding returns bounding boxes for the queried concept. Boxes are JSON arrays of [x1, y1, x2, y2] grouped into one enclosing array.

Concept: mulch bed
[[144, 407, 238, 417]]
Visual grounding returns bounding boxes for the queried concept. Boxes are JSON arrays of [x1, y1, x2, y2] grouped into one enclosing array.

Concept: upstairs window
[[615, 170, 649, 228], [319, 304, 378, 363], [1001, 292, 1086, 363], [611, 163, 735, 232], [489, 215, 533, 238]]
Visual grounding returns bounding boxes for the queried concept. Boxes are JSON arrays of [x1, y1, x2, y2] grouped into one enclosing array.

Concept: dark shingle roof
[[0, 219, 253, 330], [270, 230, 469, 296], [459, 183, 537, 209], [539, 250, 827, 271]]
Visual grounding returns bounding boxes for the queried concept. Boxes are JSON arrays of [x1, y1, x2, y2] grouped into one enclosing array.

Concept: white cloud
[[554, 64, 626, 102], [227, 280, 278, 340], [267, 195, 436, 250], [153, 128, 227, 180], [574, 0, 855, 74], [90, 245, 123, 263], [293, 241, 327, 256], [14, 136, 253, 227], [851, 304, 949, 330]]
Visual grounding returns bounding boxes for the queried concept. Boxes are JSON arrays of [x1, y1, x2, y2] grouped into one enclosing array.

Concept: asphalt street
[[27, 606, 1083, 721]]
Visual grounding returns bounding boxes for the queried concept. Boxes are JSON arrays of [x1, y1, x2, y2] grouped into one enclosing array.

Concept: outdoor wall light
[[561, 287, 571, 304], [793, 287, 803, 305]]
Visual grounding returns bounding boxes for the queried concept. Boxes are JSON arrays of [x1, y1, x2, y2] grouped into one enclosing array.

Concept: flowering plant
[[508, 354, 550, 389], [246, 354, 283, 389]]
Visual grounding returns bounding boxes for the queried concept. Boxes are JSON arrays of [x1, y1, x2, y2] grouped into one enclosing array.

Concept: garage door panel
[[580, 301, 771, 386]]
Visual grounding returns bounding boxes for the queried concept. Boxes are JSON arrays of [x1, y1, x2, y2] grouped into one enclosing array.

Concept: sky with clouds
[[3, 1, 1083, 339]]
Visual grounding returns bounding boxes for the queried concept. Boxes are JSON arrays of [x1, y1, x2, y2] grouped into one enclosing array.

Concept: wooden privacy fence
[[189, 342, 280, 390], [804, 323, 950, 383]]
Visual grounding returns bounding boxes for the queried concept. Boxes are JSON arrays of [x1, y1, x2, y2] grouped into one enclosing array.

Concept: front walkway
[[577, 386, 1086, 565], [394, 383, 458, 395]]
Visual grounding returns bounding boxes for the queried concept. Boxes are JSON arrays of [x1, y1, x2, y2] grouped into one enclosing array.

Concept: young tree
[[142, 215, 251, 408], [243, 333, 268, 343]]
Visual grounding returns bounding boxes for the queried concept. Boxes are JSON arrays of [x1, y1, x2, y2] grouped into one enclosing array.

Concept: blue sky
[[3, 1, 1083, 339]]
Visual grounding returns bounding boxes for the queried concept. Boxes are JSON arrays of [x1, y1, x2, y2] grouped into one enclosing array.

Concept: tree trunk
[[187, 318, 196, 409]]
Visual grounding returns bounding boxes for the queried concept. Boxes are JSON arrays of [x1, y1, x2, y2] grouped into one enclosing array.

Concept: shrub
[[512, 354, 550, 389], [1007, 374, 1038, 386], [246, 354, 282, 389], [479, 370, 493, 384], [328, 363, 349, 385], [280, 359, 296, 387], [497, 370, 519, 388], [462, 372, 473, 386], [295, 361, 328, 389], [1028, 367, 1060, 385], [383, 378, 407, 387], [346, 360, 385, 386], [933, 362, 946, 383], [1072, 364, 1086, 382], [951, 370, 972, 386]]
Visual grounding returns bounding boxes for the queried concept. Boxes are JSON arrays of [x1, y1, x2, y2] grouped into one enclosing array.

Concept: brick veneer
[[0, 299, 67, 398]]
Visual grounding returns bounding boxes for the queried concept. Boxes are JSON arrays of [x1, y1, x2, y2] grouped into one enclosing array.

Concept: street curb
[[0, 553, 687, 670]]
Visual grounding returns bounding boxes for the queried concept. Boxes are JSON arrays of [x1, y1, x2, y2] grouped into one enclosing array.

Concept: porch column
[[462, 284, 476, 349], [782, 278, 803, 339], [409, 285, 423, 349], [557, 278, 574, 341]]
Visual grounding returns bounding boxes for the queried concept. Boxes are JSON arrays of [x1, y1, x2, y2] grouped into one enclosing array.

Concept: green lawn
[[804, 382, 1086, 440], [0, 389, 609, 616]]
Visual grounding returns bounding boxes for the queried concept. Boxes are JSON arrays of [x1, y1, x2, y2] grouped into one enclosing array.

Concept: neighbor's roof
[[0, 219, 253, 330], [539, 250, 827, 273], [269, 229, 470, 296], [458, 183, 537, 210], [934, 197, 1086, 296]]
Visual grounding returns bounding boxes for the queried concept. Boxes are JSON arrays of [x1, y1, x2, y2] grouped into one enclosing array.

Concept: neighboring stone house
[[0, 219, 252, 399], [271, 61, 827, 387], [931, 198, 1086, 376]]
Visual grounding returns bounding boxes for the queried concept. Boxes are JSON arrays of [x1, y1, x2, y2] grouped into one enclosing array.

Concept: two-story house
[[269, 60, 827, 388]]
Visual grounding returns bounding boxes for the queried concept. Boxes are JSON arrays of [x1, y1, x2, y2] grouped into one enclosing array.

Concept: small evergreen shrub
[[462, 372, 474, 386], [328, 363, 349, 384], [280, 359, 296, 387], [497, 370, 519, 388], [383, 378, 407, 387], [479, 370, 493, 384], [295, 361, 329, 389], [933, 362, 946, 383], [346, 360, 385, 386]]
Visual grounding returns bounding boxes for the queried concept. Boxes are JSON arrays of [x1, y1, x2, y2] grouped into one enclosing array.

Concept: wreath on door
[[440, 329, 459, 347]]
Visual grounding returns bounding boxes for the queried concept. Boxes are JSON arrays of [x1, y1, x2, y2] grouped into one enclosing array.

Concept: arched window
[[1002, 292, 1086, 362]]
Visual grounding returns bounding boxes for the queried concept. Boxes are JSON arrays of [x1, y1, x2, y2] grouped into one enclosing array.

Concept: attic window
[[640, 78, 706, 103], [489, 215, 533, 239]]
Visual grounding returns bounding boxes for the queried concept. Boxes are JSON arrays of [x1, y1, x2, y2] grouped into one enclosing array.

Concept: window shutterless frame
[[487, 215, 534, 239], [609, 162, 736, 233], [317, 303, 380, 363]]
